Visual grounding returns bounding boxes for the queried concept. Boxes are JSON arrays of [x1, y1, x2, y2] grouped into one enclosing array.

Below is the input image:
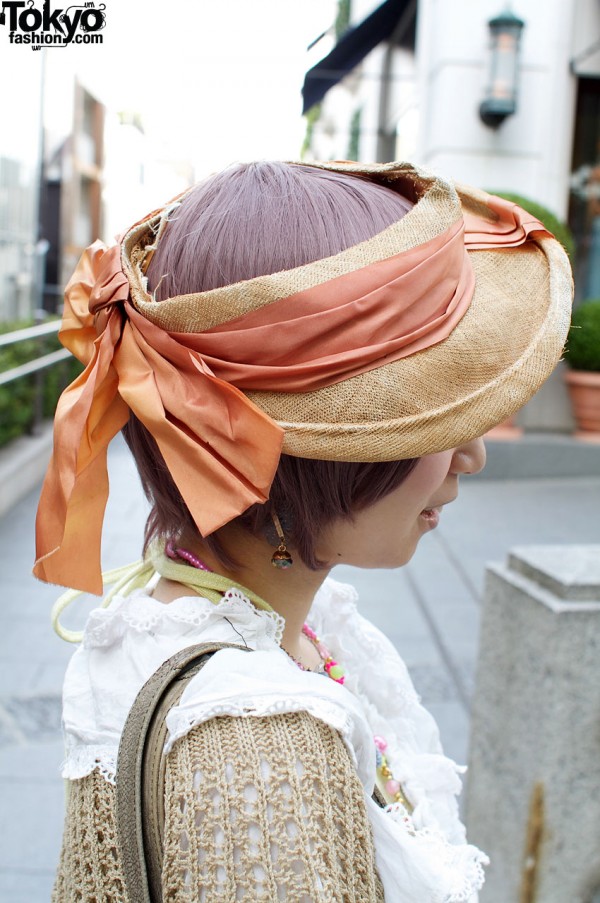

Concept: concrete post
[[465, 546, 600, 903]]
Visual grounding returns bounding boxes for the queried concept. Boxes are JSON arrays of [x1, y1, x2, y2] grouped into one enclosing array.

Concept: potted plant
[[564, 299, 600, 432]]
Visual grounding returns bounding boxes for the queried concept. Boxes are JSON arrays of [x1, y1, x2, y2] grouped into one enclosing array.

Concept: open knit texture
[[57, 577, 488, 901], [52, 769, 127, 902], [52, 712, 384, 902], [163, 711, 384, 901]]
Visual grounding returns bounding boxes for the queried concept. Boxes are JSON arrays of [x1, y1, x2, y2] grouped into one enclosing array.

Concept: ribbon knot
[[88, 244, 129, 316]]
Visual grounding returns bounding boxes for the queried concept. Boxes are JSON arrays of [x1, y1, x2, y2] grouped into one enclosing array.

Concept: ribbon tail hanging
[[34, 313, 129, 594]]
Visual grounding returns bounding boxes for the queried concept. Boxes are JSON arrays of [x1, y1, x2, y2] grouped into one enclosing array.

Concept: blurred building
[[303, 0, 418, 164], [0, 51, 44, 322], [41, 76, 105, 313], [303, 0, 600, 431], [0, 49, 195, 321]]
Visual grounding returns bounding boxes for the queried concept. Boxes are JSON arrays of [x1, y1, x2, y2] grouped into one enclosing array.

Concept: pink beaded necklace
[[165, 542, 346, 681], [166, 541, 212, 571], [291, 623, 346, 683], [165, 540, 412, 811]]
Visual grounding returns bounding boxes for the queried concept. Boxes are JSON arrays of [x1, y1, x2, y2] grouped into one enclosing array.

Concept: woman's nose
[[450, 437, 486, 476]]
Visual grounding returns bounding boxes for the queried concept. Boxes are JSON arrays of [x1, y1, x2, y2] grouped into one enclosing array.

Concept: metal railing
[[0, 319, 71, 434]]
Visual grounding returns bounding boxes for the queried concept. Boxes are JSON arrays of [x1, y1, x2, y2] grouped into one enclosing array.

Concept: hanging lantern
[[479, 8, 525, 128]]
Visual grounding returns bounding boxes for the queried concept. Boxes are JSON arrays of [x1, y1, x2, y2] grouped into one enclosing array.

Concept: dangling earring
[[270, 511, 293, 569]]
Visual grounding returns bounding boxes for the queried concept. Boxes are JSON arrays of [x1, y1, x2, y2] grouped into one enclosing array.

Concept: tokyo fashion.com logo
[[0, 1, 106, 48]]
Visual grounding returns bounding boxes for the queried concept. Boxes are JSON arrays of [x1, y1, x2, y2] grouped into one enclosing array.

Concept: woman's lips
[[420, 494, 456, 529], [419, 506, 440, 528]]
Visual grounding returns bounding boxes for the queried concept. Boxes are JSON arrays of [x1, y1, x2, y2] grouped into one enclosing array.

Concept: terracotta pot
[[564, 369, 600, 431]]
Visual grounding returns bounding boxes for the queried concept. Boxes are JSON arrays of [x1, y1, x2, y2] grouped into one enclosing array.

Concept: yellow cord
[[51, 559, 154, 642], [51, 540, 275, 642]]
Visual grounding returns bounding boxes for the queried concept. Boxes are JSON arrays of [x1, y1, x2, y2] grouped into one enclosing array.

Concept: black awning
[[302, 0, 411, 114]]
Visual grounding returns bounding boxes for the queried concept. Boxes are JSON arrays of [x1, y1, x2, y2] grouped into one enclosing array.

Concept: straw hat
[[123, 160, 573, 461]]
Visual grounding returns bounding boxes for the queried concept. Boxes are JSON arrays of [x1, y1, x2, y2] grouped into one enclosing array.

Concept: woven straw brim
[[252, 237, 570, 460], [123, 162, 573, 462]]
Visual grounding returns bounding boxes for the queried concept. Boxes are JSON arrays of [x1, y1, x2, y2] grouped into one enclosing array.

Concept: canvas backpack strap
[[115, 641, 251, 903]]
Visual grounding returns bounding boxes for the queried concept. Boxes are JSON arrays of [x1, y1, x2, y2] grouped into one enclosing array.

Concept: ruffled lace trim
[[311, 581, 420, 714], [384, 803, 490, 903], [385, 803, 489, 903], [164, 696, 356, 762], [62, 744, 118, 785], [312, 579, 470, 844], [82, 587, 285, 649]]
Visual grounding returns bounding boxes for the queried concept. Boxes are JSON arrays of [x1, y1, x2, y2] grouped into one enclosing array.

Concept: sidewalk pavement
[[0, 435, 599, 902]]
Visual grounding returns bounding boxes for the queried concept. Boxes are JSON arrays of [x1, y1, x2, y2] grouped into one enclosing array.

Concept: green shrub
[[335, 0, 351, 39], [488, 191, 575, 261], [565, 300, 600, 372], [301, 102, 322, 160], [0, 319, 82, 448], [347, 107, 362, 161]]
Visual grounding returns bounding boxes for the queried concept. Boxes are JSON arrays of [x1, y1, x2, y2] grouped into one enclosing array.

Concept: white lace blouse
[[60, 576, 488, 902]]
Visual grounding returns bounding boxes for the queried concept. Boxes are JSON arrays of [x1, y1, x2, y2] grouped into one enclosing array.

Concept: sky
[[24, 0, 337, 177], [0, 0, 339, 235]]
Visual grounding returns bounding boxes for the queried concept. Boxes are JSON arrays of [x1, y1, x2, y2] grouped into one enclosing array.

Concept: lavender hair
[[122, 162, 418, 569]]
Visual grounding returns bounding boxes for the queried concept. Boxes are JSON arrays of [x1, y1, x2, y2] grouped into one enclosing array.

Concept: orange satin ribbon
[[463, 193, 549, 249], [34, 194, 550, 593]]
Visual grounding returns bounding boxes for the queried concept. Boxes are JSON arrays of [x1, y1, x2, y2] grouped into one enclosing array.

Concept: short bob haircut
[[122, 162, 419, 570]]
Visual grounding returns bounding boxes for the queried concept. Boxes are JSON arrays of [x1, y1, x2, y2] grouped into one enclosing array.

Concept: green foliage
[[301, 102, 322, 160], [0, 319, 82, 448], [565, 300, 600, 371], [335, 0, 351, 40], [347, 107, 362, 161], [489, 191, 575, 261]]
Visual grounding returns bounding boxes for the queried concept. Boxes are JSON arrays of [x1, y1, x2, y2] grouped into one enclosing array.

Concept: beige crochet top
[[54, 577, 488, 902], [53, 710, 385, 901]]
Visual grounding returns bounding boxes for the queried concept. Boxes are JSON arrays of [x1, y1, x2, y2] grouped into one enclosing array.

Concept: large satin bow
[[34, 242, 284, 594]]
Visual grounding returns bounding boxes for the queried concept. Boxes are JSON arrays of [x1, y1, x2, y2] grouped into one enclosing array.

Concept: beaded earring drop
[[270, 511, 293, 569]]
